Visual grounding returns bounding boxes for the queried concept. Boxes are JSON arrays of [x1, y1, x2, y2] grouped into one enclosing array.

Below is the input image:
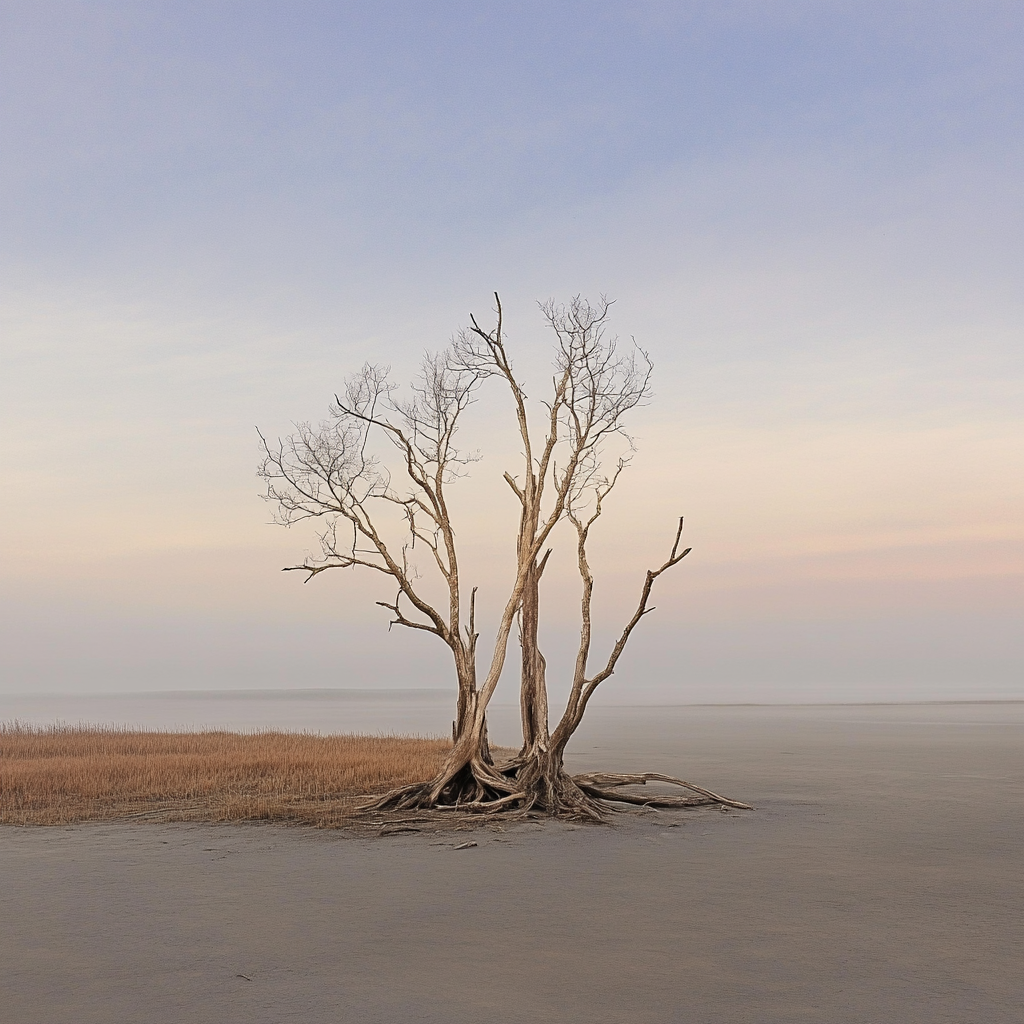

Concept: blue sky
[[1, 1, 1021, 701]]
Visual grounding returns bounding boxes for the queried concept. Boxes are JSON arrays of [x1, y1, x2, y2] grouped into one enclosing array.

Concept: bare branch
[[584, 522, 691, 698], [549, 515, 691, 753], [258, 353, 486, 646], [376, 592, 445, 637], [261, 295, 746, 820], [503, 472, 524, 501]]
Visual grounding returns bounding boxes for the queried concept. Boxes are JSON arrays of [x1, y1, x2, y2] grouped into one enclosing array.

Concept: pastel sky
[[1, 1, 1021, 702]]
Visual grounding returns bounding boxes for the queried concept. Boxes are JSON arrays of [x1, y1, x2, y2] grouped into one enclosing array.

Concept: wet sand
[[2, 703, 1022, 1023]]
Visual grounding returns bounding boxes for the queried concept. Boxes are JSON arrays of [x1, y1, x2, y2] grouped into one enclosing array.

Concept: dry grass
[[0, 723, 453, 827]]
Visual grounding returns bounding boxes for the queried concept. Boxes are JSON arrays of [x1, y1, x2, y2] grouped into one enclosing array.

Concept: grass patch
[[0, 723, 453, 827]]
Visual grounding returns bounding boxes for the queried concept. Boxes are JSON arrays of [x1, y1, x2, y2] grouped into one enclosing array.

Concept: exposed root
[[358, 760, 750, 824], [573, 772, 753, 811], [361, 756, 519, 814], [435, 791, 530, 812]]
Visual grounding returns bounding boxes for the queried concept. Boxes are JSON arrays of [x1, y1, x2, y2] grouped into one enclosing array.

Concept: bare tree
[[259, 295, 748, 819]]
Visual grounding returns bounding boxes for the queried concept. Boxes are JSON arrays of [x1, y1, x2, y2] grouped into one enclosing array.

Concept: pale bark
[[262, 294, 748, 819]]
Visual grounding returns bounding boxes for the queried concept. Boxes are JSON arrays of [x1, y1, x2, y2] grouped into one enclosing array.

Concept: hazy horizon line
[[3, 688, 1021, 709]]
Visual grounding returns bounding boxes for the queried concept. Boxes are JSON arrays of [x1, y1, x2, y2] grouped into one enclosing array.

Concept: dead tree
[[259, 351, 538, 806], [260, 295, 749, 819], [448, 296, 749, 817]]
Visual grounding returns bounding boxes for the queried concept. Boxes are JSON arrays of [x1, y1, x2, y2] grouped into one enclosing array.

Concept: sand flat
[[2, 703, 1022, 1023]]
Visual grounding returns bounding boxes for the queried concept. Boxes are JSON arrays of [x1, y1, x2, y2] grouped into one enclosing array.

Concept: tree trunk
[[370, 660, 508, 812], [518, 559, 550, 756], [447, 634, 492, 761], [496, 559, 608, 817]]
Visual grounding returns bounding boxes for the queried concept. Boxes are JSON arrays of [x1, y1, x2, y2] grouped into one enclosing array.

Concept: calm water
[[2, 689, 1020, 754], [0, 689, 524, 741]]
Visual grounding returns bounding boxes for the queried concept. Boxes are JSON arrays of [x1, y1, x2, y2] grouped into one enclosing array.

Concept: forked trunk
[[507, 559, 606, 814], [507, 739, 606, 819], [453, 672, 491, 764]]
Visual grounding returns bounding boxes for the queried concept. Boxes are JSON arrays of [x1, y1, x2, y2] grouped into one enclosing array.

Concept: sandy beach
[[2, 702, 1021, 1023]]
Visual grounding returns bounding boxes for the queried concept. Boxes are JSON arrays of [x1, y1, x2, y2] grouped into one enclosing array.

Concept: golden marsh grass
[[0, 723, 452, 827]]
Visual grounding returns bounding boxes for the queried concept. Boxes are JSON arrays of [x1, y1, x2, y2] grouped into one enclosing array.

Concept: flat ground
[[2, 703, 1021, 1024]]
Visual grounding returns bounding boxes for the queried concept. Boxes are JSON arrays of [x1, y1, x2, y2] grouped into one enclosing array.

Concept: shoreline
[[3, 702, 1021, 1023]]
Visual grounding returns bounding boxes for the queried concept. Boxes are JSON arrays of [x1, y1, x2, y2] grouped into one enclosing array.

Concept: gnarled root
[[573, 772, 753, 810], [361, 758, 750, 822], [362, 756, 527, 814]]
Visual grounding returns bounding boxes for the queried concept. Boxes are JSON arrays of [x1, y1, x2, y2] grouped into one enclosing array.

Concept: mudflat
[[2, 703, 1021, 1024]]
